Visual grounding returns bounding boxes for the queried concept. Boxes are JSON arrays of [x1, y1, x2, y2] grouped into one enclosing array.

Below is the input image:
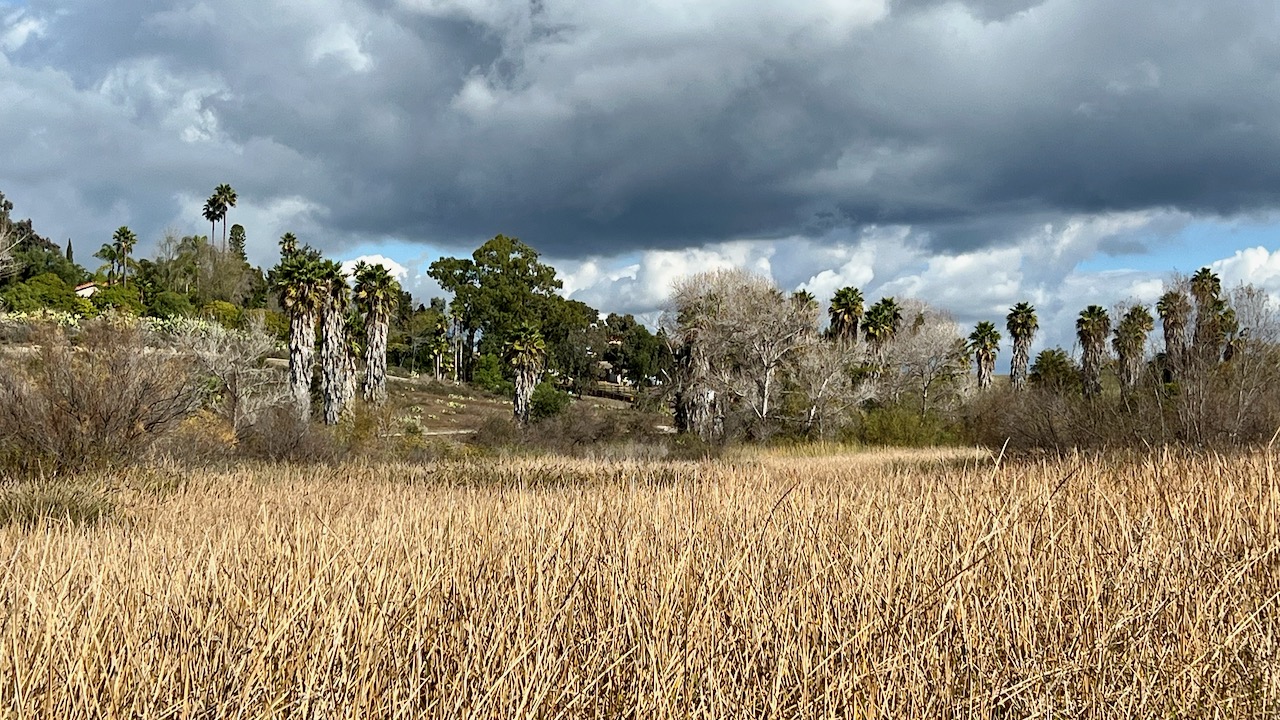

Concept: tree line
[[3, 185, 1276, 447]]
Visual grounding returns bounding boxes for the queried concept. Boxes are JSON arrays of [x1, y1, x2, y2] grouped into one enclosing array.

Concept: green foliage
[[1029, 347, 1081, 394], [428, 234, 563, 377], [148, 291, 194, 319], [1, 273, 92, 315], [472, 353, 514, 396], [9, 240, 86, 287], [828, 286, 864, 342], [229, 224, 247, 261], [353, 261, 400, 322], [91, 284, 144, 315], [201, 301, 243, 329], [531, 380, 572, 419], [856, 404, 962, 447], [604, 313, 672, 386]]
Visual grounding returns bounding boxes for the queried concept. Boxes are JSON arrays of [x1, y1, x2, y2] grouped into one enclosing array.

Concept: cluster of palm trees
[[202, 184, 237, 251], [880, 265, 1233, 400], [828, 288, 906, 357], [272, 235, 400, 423], [93, 226, 138, 286]]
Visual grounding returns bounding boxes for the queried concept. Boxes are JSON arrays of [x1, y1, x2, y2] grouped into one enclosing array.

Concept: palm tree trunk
[[1081, 345, 1103, 398], [288, 313, 316, 420], [363, 316, 389, 404], [320, 301, 347, 425], [977, 354, 993, 390], [514, 368, 534, 425], [1011, 337, 1030, 391], [342, 348, 358, 413]]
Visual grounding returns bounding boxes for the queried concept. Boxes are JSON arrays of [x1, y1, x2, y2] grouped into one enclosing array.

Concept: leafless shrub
[[171, 316, 289, 438], [0, 320, 204, 476], [235, 404, 343, 463]]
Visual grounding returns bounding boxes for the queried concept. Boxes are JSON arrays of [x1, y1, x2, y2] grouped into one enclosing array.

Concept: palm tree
[[1076, 305, 1111, 399], [279, 232, 299, 258], [202, 196, 224, 246], [862, 297, 902, 354], [505, 323, 546, 426], [343, 311, 363, 411], [273, 251, 326, 419], [111, 226, 137, 287], [1112, 305, 1154, 391], [1029, 347, 1081, 394], [1156, 289, 1191, 381], [94, 243, 121, 284], [968, 321, 1001, 390], [214, 184, 237, 249], [317, 260, 351, 425], [1006, 302, 1038, 391], [1190, 267, 1223, 363], [353, 261, 400, 404], [791, 290, 817, 310], [828, 286, 864, 345]]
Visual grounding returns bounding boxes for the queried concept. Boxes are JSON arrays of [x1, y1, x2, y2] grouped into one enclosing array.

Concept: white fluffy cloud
[[551, 209, 1259, 363], [341, 255, 410, 282]]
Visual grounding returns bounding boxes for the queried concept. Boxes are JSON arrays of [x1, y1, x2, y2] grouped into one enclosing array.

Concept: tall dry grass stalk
[[0, 448, 1276, 717]]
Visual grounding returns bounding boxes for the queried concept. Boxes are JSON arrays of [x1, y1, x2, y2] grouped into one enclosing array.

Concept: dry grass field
[[0, 447, 1277, 718]]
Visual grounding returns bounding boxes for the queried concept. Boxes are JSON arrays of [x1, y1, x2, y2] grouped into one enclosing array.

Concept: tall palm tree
[[273, 251, 326, 419], [1190, 267, 1222, 363], [317, 260, 351, 425], [353, 261, 400, 404], [343, 311, 363, 411], [1156, 289, 1191, 380], [1112, 305, 1154, 391], [111, 226, 137, 287], [214, 184, 237, 249], [505, 323, 546, 426], [1076, 305, 1111, 399], [1006, 302, 1038, 391], [968, 321, 1001, 390], [828, 286, 864, 345], [202, 196, 224, 245]]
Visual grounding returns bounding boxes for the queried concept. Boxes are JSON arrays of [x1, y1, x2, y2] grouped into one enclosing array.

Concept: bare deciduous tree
[[875, 301, 972, 416], [173, 317, 289, 438], [665, 269, 819, 440]]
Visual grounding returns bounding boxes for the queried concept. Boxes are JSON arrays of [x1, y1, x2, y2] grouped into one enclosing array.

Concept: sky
[[4, 0, 1280, 359]]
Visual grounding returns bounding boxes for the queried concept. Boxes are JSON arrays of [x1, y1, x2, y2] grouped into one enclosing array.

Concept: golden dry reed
[[1, 448, 1277, 718]]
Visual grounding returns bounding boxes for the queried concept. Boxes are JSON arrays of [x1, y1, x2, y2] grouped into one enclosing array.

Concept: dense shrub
[[855, 403, 963, 447], [0, 319, 205, 475], [472, 353, 514, 396], [530, 381, 571, 419], [148, 291, 194, 319], [201, 301, 243, 329], [1, 272, 92, 315], [91, 284, 144, 315], [965, 352, 1280, 452]]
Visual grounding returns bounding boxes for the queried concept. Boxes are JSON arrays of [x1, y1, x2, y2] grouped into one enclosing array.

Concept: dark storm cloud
[[4, 0, 1280, 258]]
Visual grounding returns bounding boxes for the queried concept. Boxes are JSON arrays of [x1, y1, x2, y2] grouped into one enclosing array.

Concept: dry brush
[[0, 449, 1276, 717]]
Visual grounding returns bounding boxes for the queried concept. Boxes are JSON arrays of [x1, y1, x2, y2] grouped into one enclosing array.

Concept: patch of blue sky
[[1078, 219, 1280, 276]]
